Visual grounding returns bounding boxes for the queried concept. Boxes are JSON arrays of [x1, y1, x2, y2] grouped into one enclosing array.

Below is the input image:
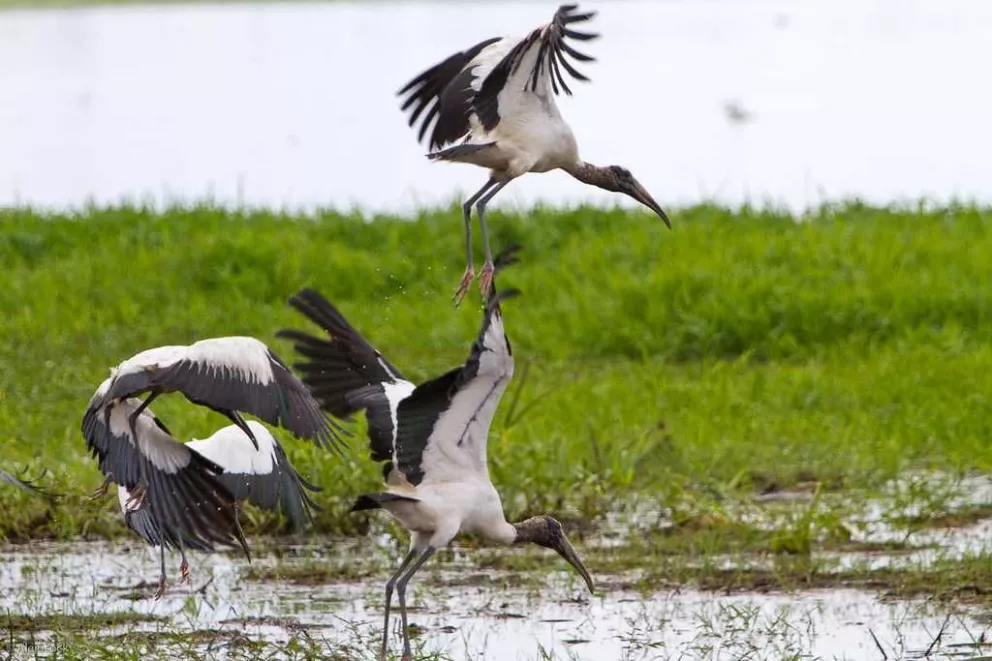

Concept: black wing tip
[[493, 244, 524, 272], [1, 467, 60, 499]]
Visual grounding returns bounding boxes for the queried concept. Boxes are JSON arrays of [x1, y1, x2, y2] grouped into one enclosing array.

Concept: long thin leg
[[475, 179, 512, 298], [155, 544, 167, 600], [380, 548, 418, 661], [454, 177, 500, 306], [128, 391, 160, 439], [179, 538, 192, 585], [90, 475, 112, 501], [396, 547, 436, 661]]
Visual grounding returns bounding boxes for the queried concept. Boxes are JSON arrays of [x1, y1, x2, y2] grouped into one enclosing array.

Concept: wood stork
[[277, 249, 594, 661], [398, 3, 671, 304], [87, 335, 347, 453], [116, 418, 321, 598]]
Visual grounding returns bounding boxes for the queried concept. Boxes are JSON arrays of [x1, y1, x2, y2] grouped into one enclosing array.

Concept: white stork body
[[399, 3, 671, 304], [277, 247, 594, 661], [445, 38, 579, 178]]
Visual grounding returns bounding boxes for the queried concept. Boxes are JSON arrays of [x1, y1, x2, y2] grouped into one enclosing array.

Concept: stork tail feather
[[427, 141, 497, 162], [351, 492, 419, 512]]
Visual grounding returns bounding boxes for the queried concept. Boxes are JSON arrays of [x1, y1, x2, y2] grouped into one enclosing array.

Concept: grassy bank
[[1, 202, 990, 543]]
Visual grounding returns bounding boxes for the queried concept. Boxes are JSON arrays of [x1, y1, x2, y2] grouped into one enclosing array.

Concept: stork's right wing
[[82, 395, 248, 556], [392, 287, 518, 486], [398, 36, 504, 150]]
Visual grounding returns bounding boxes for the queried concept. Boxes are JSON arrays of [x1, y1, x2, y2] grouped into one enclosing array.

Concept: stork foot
[[478, 260, 495, 300], [124, 486, 147, 510], [180, 559, 192, 585], [452, 266, 475, 307], [89, 477, 112, 501], [154, 575, 167, 601]]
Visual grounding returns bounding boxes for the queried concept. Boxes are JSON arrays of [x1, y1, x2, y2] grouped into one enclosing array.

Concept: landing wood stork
[[88, 336, 346, 453], [277, 249, 594, 661], [117, 419, 321, 598], [398, 3, 671, 303]]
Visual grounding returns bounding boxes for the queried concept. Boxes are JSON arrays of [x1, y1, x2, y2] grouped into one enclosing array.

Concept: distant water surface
[[0, 0, 989, 214]]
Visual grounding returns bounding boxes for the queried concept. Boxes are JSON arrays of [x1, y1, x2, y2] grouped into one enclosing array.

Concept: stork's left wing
[[392, 288, 518, 486], [277, 290, 416, 470]]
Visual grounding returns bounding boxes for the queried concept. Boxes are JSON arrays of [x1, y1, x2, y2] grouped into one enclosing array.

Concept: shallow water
[[3, 537, 991, 660], [1, 0, 991, 214]]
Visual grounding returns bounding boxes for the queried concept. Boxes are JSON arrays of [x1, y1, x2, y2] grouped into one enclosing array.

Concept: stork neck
[[564, 161, 620, 193], [486, 520, 518, 546]]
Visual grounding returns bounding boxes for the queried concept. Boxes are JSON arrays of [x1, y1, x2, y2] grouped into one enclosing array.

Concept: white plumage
[[398, 3, 671, 304], [277, 248, 594, 661]]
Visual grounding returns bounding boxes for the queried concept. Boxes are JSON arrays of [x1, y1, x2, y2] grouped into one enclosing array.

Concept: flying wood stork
[[398, 3, 671, 304], [116, 418, 321, 598], [87, 336, 347, 453], [277, 249, 595, 661]]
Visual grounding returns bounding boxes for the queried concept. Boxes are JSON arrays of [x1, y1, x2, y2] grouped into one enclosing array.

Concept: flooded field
[[3, 538, 991, 660], [6, 474, 992, 660], [1, 0, 991, 213]]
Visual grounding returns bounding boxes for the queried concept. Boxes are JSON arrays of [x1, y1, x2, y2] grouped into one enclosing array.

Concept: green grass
[[1, 202, 991, 542]]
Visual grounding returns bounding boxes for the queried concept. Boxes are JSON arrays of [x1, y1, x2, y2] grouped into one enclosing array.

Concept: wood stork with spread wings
[[398, 3, 671, 304], [87, 336, 347, 453], [277, 249, 594, 661], [116, 418, 322, 598]]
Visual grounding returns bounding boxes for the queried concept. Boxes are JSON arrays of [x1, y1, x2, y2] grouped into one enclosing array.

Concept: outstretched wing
[[474, 4, 599, 131], [277, 291, 416, 468], [102, 336, 348, 453], [398, 36, 505, 150], [186, 421, 323, 532], [82, 393, 248, 556], [392, 287, 518, 486]]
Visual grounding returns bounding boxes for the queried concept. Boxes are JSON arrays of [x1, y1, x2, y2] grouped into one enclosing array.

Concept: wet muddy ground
[[5, 474, 992, 660]]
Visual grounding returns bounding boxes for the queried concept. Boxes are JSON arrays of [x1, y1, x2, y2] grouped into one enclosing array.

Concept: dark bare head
[[567, 162, 671, 229], [513, 515, 595, 593]]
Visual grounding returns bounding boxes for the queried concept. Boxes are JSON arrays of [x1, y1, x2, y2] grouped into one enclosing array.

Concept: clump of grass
[[1, 203, 991, 542], [2, 611, 163, 633]]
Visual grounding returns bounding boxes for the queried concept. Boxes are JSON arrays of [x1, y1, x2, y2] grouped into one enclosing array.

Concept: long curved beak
[[625, 178, 672, 229], [553, 535, 595, 593]]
